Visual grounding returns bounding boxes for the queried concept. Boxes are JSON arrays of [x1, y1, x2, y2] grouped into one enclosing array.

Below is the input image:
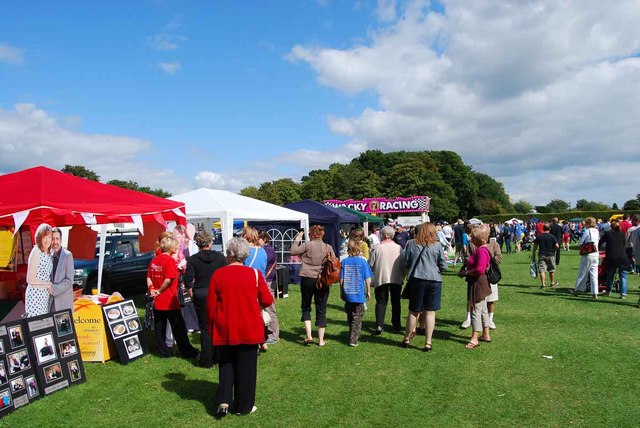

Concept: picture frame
[[58, 339, 77, 358], [8, 325, 24, 349], [125, 336, 143, 359], [42, 362, 63, 384], [25, 375, 38, 399], [9, 376, 25, 394], [6, 349, 30, 374], [68, 360, 81, 382], [53, 312, 73, 337], [0, 388, 11, 411], [32, 333, 57, 365], [0, 361, 7, 385]]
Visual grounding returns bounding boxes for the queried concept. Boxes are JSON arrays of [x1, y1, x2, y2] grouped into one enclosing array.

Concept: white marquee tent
[[169, 188, 309, 251]]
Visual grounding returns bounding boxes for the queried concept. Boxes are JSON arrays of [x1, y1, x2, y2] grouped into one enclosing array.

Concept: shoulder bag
[[316, 244, 341, 289], [401, 243, 428, 299], [579, 230, 597, 255]]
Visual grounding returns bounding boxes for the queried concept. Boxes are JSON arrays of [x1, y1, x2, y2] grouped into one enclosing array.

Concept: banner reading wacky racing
[[324, 196, 430, 214]]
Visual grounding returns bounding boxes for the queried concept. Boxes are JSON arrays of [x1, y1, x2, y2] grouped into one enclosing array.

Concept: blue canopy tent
[[284, 200, 359, 255]]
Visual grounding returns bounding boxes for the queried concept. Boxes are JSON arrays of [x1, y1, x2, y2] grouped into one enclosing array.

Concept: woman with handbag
[[458, 224, 493, 349], [571, 217, 600, 299], [291, 225, 335, 347], [401, 223, 446, 352], [208, 238, 273, 416]]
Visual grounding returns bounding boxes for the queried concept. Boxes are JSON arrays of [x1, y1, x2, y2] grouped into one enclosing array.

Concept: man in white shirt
[[368, 226, 381, 250], [442, 222, 454, 246]]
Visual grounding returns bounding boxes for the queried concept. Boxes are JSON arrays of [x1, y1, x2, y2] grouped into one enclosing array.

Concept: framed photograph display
[[102, 300, 145, 364], [25, 309, 86, 397], [0, 321, 36, 415]]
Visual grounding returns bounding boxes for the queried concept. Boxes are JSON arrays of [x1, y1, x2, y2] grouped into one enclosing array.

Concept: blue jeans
[[606, 267, 628, 296]]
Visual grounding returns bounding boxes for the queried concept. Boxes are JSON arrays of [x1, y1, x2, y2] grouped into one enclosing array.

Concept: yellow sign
[[73, 298, 114, 363], [0, 229, 15, 270]]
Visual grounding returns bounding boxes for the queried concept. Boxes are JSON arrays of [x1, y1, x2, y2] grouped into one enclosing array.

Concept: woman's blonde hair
[[470, 224, 490, 246], [310, 225, 325, 240], [347, 239, 362, 256], [415, 223, 437, 246], [159, 236, 179, 254], [35, 223, 53, 252], [584, 217, 596, 228], [242, 226, 259, 244]]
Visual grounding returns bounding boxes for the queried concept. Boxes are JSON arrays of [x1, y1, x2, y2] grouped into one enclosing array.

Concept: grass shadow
[[500, 283, 534, 289], [162, 372, 219, 417]]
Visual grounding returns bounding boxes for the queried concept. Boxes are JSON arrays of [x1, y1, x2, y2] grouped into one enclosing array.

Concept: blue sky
[[1, 1, 639, 207]]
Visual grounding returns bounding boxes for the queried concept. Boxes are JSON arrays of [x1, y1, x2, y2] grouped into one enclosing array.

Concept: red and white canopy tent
[[0, 166, 186, 293]]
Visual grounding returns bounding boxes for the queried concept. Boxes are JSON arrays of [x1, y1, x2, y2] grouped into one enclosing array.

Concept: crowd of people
[[140, 213, 640, 417]]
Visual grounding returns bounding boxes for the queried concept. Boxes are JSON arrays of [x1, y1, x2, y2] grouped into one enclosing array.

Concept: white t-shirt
[[368, 233, 381, 249]]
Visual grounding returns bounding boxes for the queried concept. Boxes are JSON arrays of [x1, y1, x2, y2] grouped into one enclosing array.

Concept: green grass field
[[2, 247, 639, 427]]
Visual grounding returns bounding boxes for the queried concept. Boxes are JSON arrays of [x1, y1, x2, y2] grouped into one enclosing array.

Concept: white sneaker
[[460, 320, 471, 329], [489, 322, 496, 330]]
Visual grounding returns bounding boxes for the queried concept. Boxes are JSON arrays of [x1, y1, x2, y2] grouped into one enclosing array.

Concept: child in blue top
[[340, 239, 372, 347]]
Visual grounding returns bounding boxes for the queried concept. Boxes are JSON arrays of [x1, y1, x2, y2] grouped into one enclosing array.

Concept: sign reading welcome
[[324, 196, 430, 214]]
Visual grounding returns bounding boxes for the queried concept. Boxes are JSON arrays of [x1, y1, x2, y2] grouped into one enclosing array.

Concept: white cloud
[[376, 0, 397, 22], [287, 0, 640, 206], [148, 34, 188, 51], [0, 43, 24, 65], [0, 103, 190, 194], [158, 61, 181, 75]]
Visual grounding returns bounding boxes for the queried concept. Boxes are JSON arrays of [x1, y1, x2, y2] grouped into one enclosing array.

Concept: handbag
[[254, 268, 271, 326], [530, 259, 538, 278], [401, 244, 428, 299], [579, 230, 597, 255], [316, 245, 341, 289], [177, 273, 191, 307]]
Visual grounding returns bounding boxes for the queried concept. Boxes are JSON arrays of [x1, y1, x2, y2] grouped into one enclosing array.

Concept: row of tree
[[512, 195, 640, 214], [240, 150, 512, 220], [61, 165, 171, 198]]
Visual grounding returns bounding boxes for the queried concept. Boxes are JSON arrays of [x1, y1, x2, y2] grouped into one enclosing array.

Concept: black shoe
[[373, 327, 383, 336]]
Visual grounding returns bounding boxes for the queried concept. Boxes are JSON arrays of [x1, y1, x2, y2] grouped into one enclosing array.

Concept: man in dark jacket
[[184, 232, 227, 367], [549, 218, 564, 266]]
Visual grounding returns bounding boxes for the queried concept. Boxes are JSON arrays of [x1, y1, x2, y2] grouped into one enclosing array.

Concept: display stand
[[0, 309, 85, 417], [102, 300, 145, 364]]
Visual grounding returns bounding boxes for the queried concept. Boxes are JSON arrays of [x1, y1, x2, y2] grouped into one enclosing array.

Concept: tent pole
[[97, 225, 107, 294]]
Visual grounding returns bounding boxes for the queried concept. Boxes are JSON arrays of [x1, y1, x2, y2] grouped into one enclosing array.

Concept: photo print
[[68, 360, 81, 382], [0, 339, 4, 354], [7, 350, 30, 374], [125, 336, 143, 359], [106, 306, 122, 322], [8, 325, 24, 349], [58, 339, 77, 358], [54, 312, 73, 337], [33, 333, 57, 365], [43, 362, 63, 384], [0, 388, 11, 410], [10, 376, 25, 394], [126, 317, 141, 333], [121, 302, 136, 317], [0, 361, 7, 385], [25, 375, 38, 399]]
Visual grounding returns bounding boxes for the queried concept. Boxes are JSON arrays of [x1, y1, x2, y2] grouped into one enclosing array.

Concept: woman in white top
[[25, 223, 54, 317], [571, 217, 600, 299]]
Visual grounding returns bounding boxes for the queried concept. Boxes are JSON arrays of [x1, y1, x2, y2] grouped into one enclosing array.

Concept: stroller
[[587, 252, 618, 294]]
